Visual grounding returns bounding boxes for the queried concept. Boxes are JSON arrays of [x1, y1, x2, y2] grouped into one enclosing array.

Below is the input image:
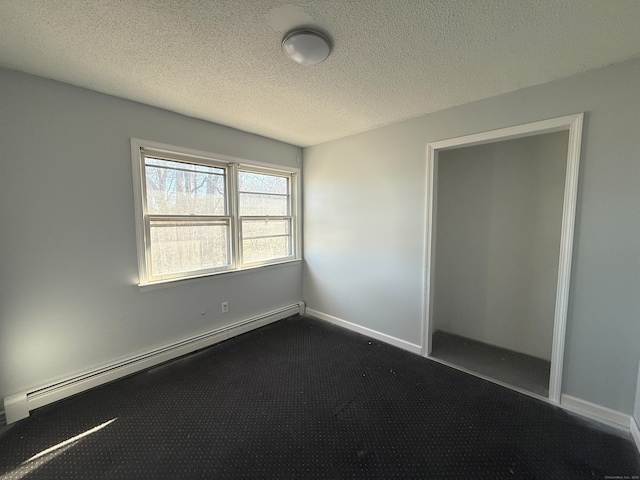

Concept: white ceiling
[[1, 1, 639, 147]]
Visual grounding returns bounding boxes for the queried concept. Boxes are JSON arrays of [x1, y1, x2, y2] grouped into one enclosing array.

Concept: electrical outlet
[[221, 301, 229, 313]]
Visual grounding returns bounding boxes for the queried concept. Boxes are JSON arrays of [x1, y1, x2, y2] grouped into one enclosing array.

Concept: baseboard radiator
[[3, 302, 305, 424]]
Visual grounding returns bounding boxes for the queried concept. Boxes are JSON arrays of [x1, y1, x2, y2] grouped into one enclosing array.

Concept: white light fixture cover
[[282, 30, 331, 66]]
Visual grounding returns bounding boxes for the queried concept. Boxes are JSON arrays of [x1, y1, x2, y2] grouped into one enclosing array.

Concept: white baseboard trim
[[3, 303, 304, 424], [305, 308, 422, 355], [630, 416, 640, 455], [560, 394, 631, 431]]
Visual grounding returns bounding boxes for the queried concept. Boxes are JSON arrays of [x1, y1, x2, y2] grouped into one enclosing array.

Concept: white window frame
[[238, 165, 296, 268], [131, 138, 301, 286]]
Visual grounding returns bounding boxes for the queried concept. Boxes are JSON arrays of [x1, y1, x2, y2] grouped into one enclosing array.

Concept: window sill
[[137, 259, 302, 292]]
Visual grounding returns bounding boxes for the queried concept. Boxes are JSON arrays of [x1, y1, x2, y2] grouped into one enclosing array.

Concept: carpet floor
[[431, 330, 551, 398], [0, 315, 638, 479]]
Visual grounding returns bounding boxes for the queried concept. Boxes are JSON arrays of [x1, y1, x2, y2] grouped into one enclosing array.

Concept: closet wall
[[433, 132, 568, 360]]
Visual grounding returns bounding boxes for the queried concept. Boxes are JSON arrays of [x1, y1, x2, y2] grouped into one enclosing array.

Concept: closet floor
[[431, 330, 551, 398]]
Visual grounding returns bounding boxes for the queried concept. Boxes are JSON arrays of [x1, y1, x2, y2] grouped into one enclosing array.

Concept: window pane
[[239, 193, 288, 216], [242, 219, 289, 238], [239, 171, 288, 194], [149, 220, 230, 277], [145, 157, 225, 215], [242, 236, 291, 264]]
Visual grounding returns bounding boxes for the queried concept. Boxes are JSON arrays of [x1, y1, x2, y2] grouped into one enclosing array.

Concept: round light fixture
[[282, 29, 331, 66]]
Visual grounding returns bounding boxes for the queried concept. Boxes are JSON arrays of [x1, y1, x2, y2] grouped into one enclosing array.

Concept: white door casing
[[422, 113, 584, 403]]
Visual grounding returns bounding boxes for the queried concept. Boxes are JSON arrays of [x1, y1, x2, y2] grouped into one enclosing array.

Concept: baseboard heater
[[3, 302, 305, 424]]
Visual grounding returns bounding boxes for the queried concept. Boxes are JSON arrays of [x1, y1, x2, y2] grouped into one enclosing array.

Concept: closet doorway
[[422, 114, 583, 403]]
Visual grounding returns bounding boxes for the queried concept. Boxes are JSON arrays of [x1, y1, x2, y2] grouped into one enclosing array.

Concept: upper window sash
[[143, 156, 228, 217]]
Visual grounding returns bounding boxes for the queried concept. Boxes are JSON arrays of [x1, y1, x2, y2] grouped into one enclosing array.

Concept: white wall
[[0, 68, 302, 403], [434, 132, 568, 360], [303, 58, 640, 414]]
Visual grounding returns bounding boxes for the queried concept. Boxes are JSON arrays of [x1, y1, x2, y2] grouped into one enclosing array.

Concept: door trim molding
[[421, 113, 584, 404]]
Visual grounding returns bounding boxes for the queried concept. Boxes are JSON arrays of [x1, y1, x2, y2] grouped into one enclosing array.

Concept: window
[[131, 139, 299, 285]]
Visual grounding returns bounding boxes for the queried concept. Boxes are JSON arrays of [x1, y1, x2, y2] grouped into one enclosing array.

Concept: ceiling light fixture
[[282, 29, 331, 66]]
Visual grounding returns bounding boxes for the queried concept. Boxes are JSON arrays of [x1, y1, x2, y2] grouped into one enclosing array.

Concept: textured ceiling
[[0, 1, 639, 146]]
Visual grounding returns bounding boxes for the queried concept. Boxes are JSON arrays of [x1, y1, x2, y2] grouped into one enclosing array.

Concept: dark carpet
[[0, 315, 638, 479], [431, 330, 551, 397]]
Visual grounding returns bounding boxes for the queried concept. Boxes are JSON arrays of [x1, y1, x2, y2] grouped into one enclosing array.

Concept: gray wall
[[434, 133, 568, 360], [303, 58, 640, 414], [0, 68, 302, 403]]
